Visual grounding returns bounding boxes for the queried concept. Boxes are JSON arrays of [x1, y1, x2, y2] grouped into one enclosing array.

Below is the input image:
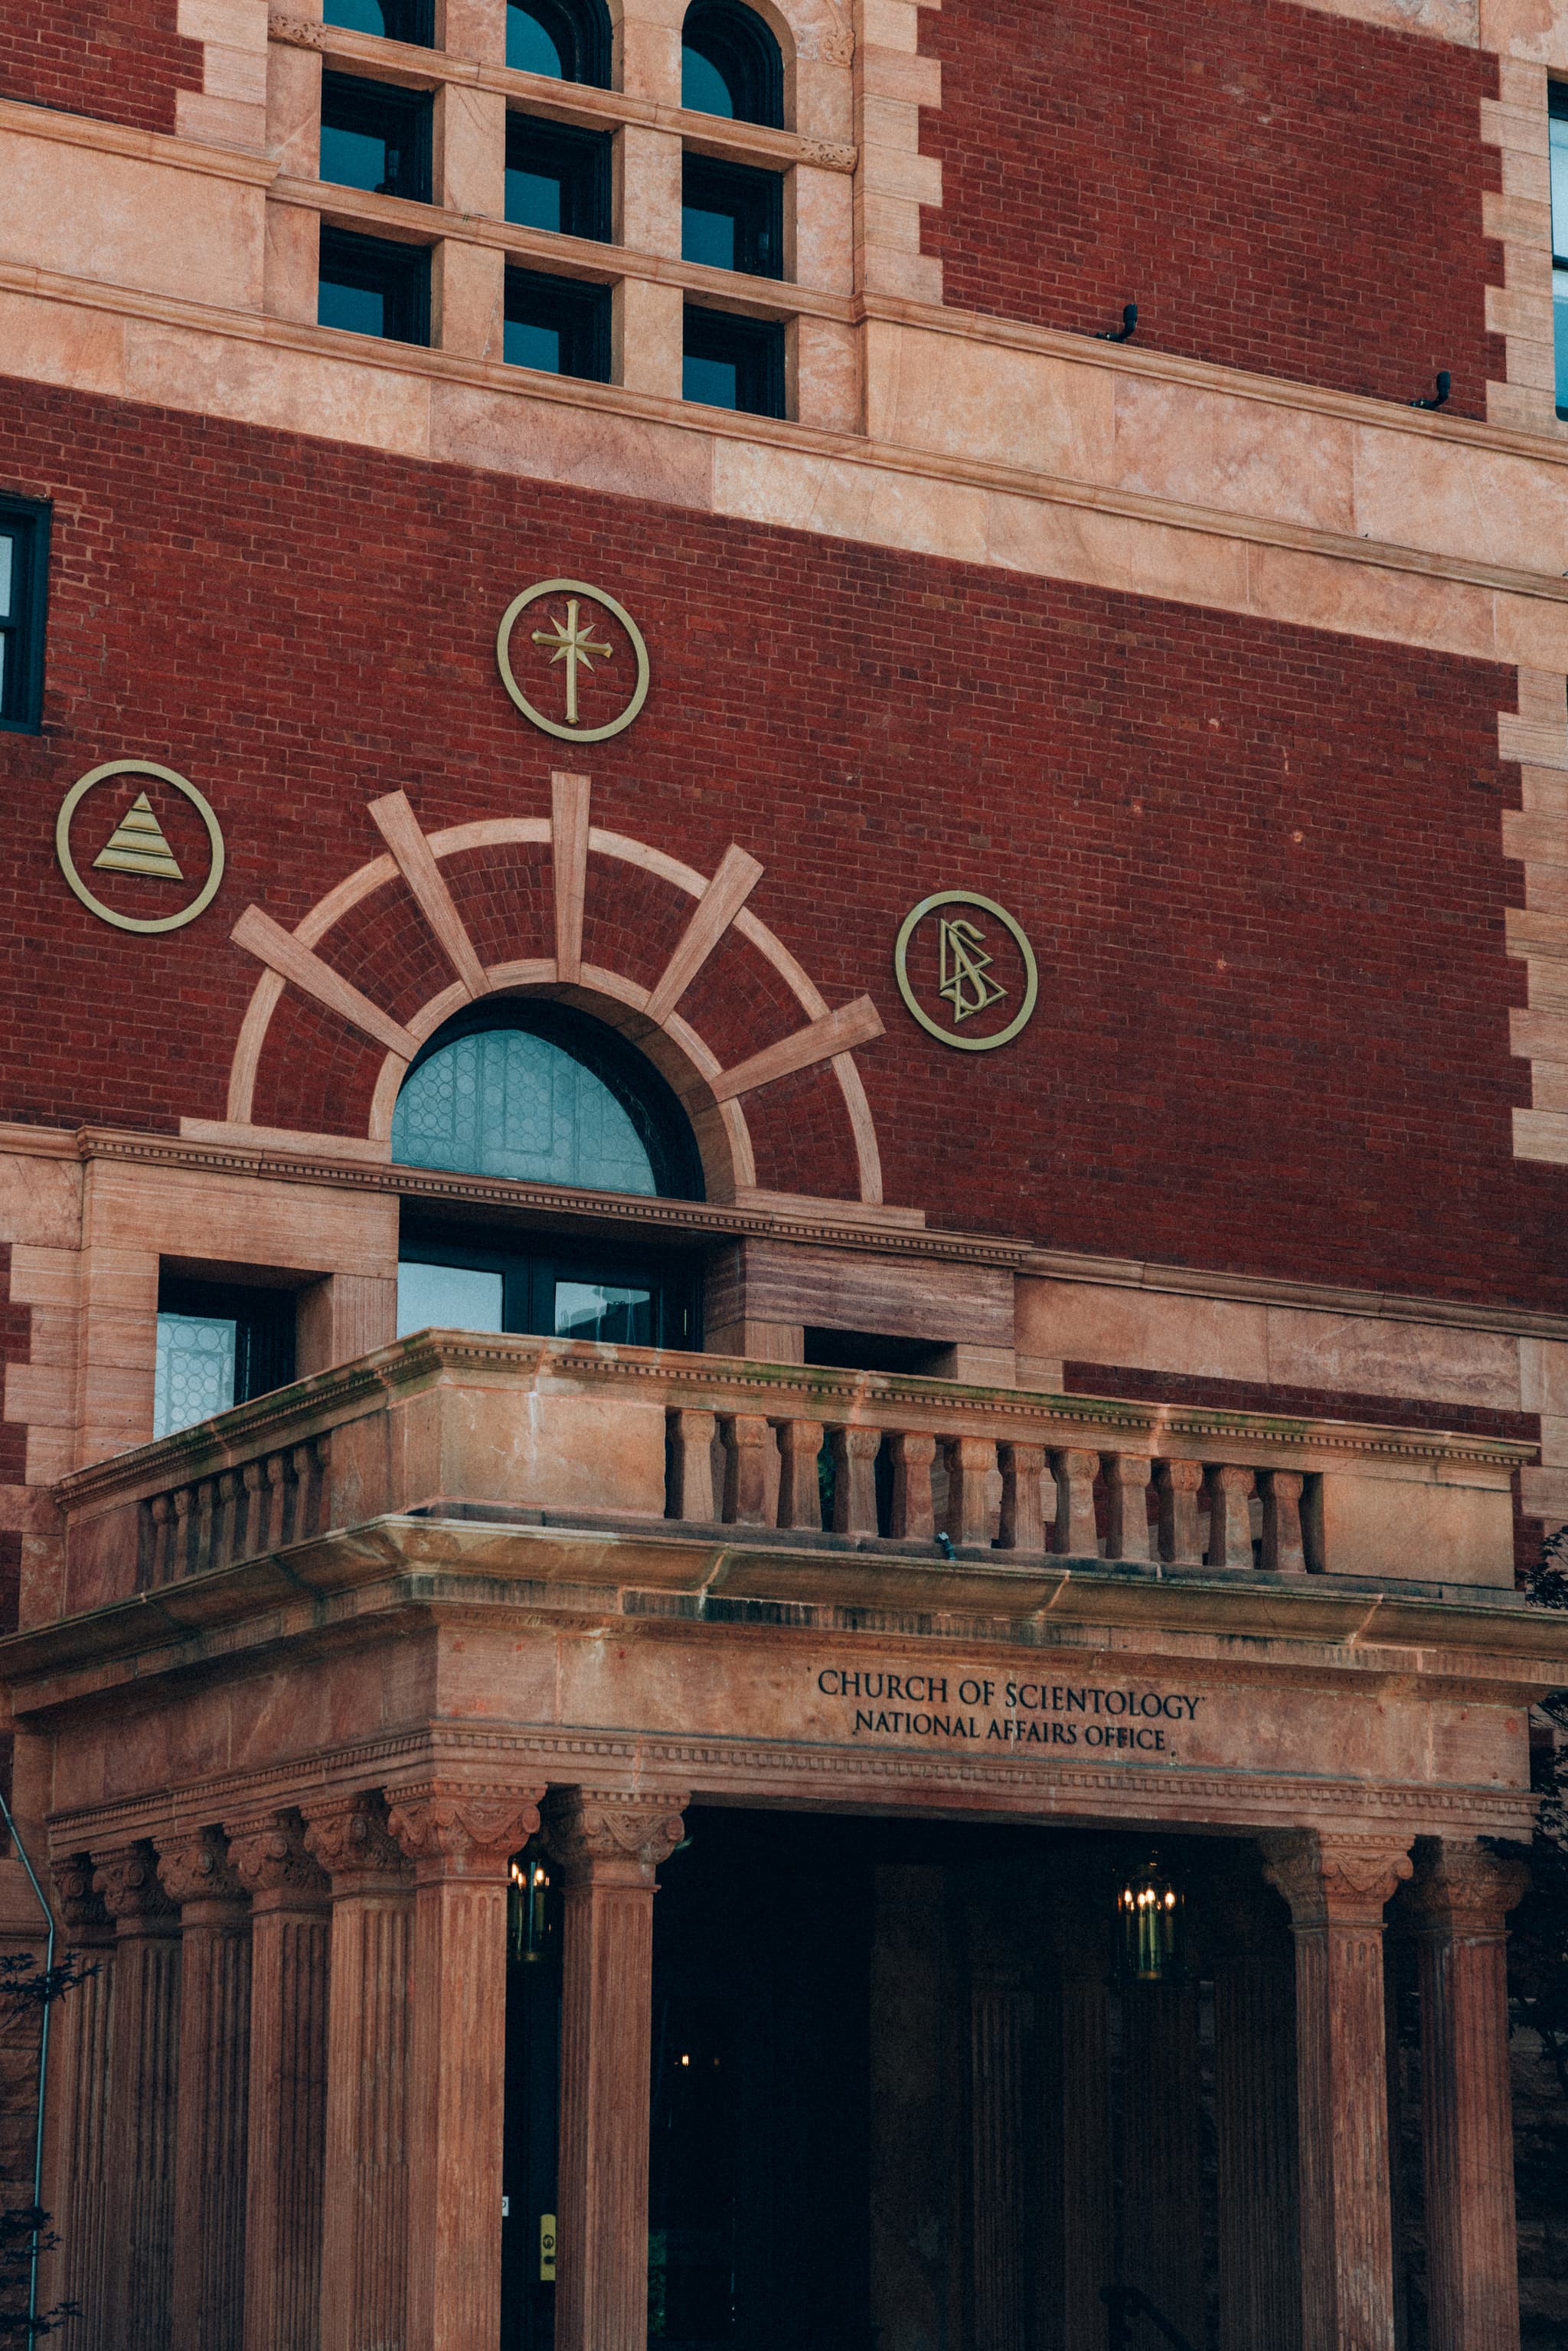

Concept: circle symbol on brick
[[54, 759, 226, 935], [893, 891, 1038, 1051], [496, 579, 651, 743]]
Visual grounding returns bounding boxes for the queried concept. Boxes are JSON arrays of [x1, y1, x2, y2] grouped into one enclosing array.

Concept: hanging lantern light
[[508, 1845, 554, 1965], [1117, 1855, 1184, 1983]]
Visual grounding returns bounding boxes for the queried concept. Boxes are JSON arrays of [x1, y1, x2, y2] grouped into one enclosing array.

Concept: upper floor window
[[0, 498, 49, 735], [154, 1278, 297, 1440], [681, 0, 783, 129], [507, 0, 612, 88], [322, 0, 434, 43], [684, 306, 785, 415], [682, 155, 782, 276], [506, 114, 612, 239], [390, 1002, 704, 1198], [318, 225, 432, 344], [1552, 85, 1568, 420], [505, 266, 612, 379], [321, 72, 433, 201]]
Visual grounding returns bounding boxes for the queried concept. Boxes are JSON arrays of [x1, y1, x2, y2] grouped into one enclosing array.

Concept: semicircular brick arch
[[217, 773, 887, 1204]]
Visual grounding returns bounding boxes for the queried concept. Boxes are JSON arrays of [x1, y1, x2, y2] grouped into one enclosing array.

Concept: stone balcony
[[37, 1333, 1537, 1676]]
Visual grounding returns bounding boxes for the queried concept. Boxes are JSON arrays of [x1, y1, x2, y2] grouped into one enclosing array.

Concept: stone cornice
[[0, 94, 279, 187]]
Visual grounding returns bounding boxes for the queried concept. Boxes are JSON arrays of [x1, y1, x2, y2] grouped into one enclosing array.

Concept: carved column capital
[[224, 1809, 331, 1908], [543, 1788, 688, 1882], [302, 1790, 412, 1890], [1406, 1837, 1530, 1936], [93, 1841, 179, 1934], [384, 1780, 545, 1878], [155, 1826, 247, 1913], [51, 1852, 113, 1940], [1262, 1828, 1413, 1930]]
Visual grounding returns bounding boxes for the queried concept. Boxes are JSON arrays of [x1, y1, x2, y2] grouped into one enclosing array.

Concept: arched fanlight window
[[681, 0, 784, 127], [390, 1001, 704, 1198], [507, 0, 612, 87]]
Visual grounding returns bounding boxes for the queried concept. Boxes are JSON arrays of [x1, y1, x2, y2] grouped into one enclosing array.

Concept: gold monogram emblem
[[894, 891, 1038, 1052]]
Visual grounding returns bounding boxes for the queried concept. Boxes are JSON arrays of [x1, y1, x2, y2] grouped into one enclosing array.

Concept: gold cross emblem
[[937, 916, 1008, 1024], [531, 597, 613, 727]]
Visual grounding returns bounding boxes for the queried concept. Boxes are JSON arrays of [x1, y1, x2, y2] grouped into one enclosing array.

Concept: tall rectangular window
[[1552, 87, 1568, 419], [505, 116, 612, 240], [681, 155, 782, 278], [0, 498, 50, 735], [318, 224, 432, 344], [320, 71, 433, 202], [504, 266, 611, 379], [683, 306, 785, 415]]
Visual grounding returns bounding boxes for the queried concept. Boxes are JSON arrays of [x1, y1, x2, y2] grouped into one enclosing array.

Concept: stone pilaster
[[47, 1857, 116, 2346], [1210, 1872, 1301, 2351], [156, 1829, 251, 2351], [967, 1937, 1029, 2351], [93, 1841, 181, 2351], [303, 1790, 416, 2351], [1407, 1839, 1530, 2351], [386, 1779, 545, 2351], [227, 1809, 331, 2351], [544, 1787, 688, 2351], [1264, 1828, 1414, 2351]]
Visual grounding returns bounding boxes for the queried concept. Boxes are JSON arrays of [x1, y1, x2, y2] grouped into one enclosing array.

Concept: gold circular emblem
[[496, 579, 651, 743], [55, 759, 226, 935], [893, 890, 1039, 1051]]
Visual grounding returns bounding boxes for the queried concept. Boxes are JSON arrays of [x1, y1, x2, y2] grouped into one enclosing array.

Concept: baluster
[[945, 1437, 995, 1548], [172, 1485, 196, 1581], [192, 1476, 218, 1576], [997, 1443, 1049, 1555], [265, 1451, 292, 1551], [775, 1420, 824, 1530], [720, 1415, 771, 1527], [666, 1409, 717, 1522], [1205, 1464, 1256, 1568], [146, 1493, 174, 1588], [290, 1441, 323, 1542], [1259, 1470, 1307, 1574], [237, 1459, 266, 1561], [1103, 1453, 1152, 1563], [309, 1434, 332, 1535], [1156, 1460, 1204, 1567], [212, 1470, 240, 1571], [1051, 1449, 1100, 1557], [829, 1427, 880, 1535], [888, 1431, 936, 1542]]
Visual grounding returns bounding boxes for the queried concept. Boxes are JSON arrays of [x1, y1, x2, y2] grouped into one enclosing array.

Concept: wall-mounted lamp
[[1117, 1855, 1184, 1982], [1098, 302, 1138, 344], [508, 1846, 554, 1964], [1410, 371, 1451, 411]]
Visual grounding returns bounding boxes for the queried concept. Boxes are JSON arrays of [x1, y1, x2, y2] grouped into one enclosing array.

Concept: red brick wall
[[0, 379, 1552, 1308], [920, 0, 1504, 417], [0, 0, 202, 138]]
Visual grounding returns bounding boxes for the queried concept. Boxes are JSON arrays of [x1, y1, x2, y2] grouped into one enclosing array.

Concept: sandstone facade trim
[[1481, 59, 1563, 437]]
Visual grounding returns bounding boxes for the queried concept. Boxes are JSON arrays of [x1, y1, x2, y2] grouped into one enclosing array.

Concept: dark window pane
[[324, 0, 388, 31], [323, 0, 434, 36], [507, 0, 611, 86], [318, 273, 387, 335], [0, 503, 49, 733], [505, 116, 611, 240], [320, 120, 391, 191], [501, 267, 610, 381], [681, 45, 733, 115], [681, 155, 781, 276], [684, 349, 739, 407], [0, 535, 11, 620], [318, 226, 431, 345], [508, 1, 565, 73], [320, 73, 433, 202], [680, 0, 782, 128], [0, 639, 9, 708], [683, 306, 784, 416], [683, 202, 735, 270], [505, 315, 564, 370]]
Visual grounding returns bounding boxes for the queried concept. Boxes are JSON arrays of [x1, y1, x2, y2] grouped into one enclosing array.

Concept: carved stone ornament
[[384, 1780, 545, 1874], [1406, 1838, 1530, 1934], [267, 11, 328, 45], [224, 1810, 332, 1905], [543, 1789, 690, 1877], [814, 27, 855, 64], [155, 1826, 247, 1910], [1261, 1829, 1415, 1928], [51, 1854, 111, 1937], [93, 1842, 179, 1931], [302, 1790, 411, 1886], [798, 139, 858, 172]]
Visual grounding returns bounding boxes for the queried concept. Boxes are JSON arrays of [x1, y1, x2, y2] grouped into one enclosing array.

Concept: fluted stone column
[[47, 1858, 116, 2346], [1408, 1839, 1529, 2351], [1264, 1828, 1414, 2351], [1210, 1872, 1301, 2351], [227, 1809, 332, 2351], [386, 1779, 545, 2351], [544, 1787, 688, 2351], [157, 1829, 251, 2351], [968, 1935, 1030, 2351], [303, 1791, 416, 2351], [93, 1841, 181, 2351]]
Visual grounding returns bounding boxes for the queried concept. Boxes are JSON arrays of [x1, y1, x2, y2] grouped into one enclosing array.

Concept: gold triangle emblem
[[92, 791, 184, 881]]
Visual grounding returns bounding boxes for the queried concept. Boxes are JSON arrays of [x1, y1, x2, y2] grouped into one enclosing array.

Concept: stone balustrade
[[50, 1332, 1534, 1618]]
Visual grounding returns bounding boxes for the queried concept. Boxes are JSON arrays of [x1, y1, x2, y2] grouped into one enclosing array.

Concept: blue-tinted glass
[[320, 121, 390, 190], [319, 275, 387, 335], [397, 1262, 505, 1337], [508, 2, 564, 73], [554, 1280, 655, 1344], [155, 1313, 237, 1437], [1557, 266, 1568, 417], [324, 0, 387, 28], [392, 1029, 658, 1192], [1553, 115, 1568, 413], [506, 166, 564, 231], [682, 203, 736, 269], [505, 315, 564, 370], [684, 350, 739, 407], [682, 44, 733, 113], [0, 535, 12, 620]]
